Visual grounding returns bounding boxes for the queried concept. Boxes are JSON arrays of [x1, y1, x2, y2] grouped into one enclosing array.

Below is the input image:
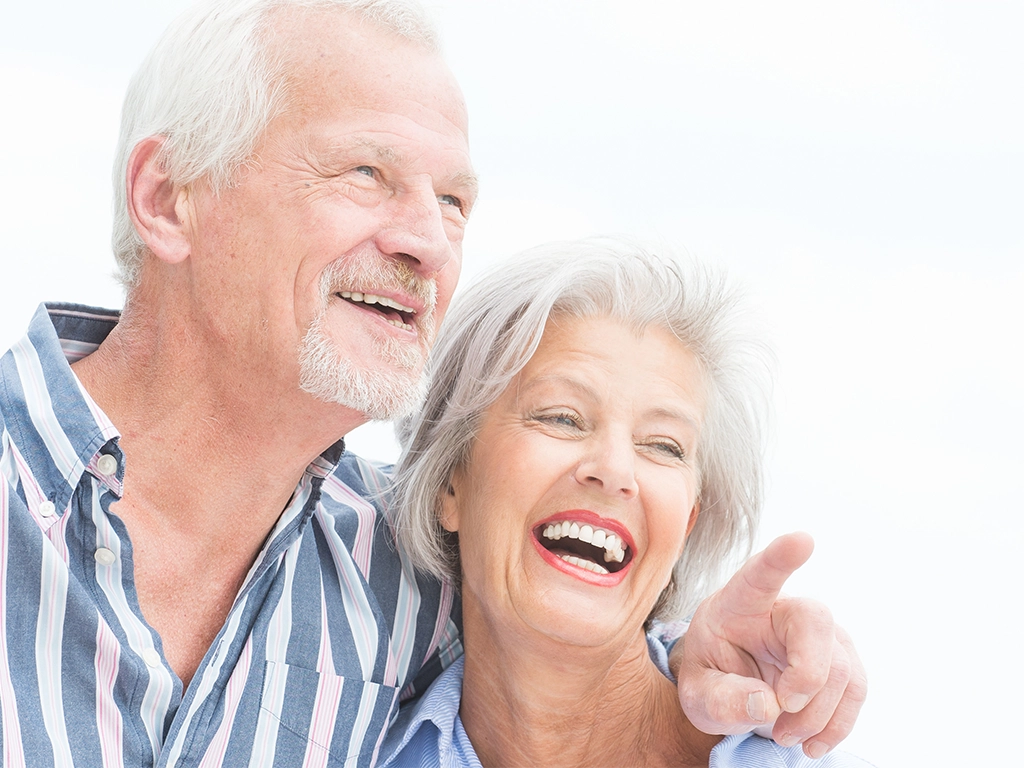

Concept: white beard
[[298, 313, 429, 420], [298, 256, 436, 420]]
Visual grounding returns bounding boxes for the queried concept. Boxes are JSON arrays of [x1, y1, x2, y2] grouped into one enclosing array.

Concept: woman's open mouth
[[534, 519, 633, 575]]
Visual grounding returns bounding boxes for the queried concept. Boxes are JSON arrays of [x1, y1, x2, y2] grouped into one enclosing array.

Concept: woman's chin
[[513, 588, 640, 651]]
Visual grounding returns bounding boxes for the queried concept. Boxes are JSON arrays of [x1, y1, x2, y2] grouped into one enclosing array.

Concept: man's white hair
[[111, 0, 440, 289]]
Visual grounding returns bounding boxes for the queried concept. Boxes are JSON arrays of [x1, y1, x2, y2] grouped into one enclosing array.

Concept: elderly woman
[[379, 239, 872, 767]]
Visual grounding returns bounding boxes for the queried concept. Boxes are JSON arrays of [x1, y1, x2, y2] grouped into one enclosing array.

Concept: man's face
[[183, 10, 476, 420]]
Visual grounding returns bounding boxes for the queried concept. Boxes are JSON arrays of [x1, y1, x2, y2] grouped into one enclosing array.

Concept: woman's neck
[[458, 602, 721, 768]]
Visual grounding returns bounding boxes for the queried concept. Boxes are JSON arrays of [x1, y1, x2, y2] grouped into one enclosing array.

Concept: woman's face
[[442, 314, 706, 649]]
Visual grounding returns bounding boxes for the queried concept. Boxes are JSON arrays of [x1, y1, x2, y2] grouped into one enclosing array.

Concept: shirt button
[[96, 454, 118, 476], [94, 548, 116, 566], [142, 648, 162, 668], [39, 501, 56, 517]]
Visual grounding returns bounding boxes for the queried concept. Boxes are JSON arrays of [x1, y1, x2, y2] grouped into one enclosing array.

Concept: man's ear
[[125, 136, 192, 265], [438, 472, 462, 533], [685, 500, 701, 538]]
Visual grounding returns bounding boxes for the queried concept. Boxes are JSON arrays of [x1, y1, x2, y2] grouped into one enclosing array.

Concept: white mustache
[[318, 256, 437, 317]]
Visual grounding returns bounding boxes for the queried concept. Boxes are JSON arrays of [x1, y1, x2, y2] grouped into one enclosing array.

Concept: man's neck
[[68, 309, 366, 688]]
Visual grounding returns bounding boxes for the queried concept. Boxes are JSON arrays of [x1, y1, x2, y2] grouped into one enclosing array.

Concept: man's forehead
[[266, 6, 443, 92], [269, 11, 468, 130]]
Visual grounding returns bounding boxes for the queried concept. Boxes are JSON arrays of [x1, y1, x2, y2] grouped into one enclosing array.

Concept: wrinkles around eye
[[534, 412, 585, 431]]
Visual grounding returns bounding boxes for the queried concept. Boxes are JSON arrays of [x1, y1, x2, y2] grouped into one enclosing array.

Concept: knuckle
[[828, 643, 853, 684], [846, 670, 869, 705]]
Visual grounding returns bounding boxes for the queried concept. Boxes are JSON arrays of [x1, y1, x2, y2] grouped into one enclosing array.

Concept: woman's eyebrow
[[517, 373, 597, 399], [645, 406, 702, 433]]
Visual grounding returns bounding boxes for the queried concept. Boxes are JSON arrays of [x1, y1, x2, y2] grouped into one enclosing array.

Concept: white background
[[3, 2, 1022, 765]]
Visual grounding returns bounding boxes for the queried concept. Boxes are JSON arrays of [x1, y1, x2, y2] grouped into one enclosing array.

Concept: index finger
[[719, 532, 815, 617]]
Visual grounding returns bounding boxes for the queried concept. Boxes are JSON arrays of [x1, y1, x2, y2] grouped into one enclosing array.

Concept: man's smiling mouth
[[335, 290, 417, 330], [535, 520, 632, 575]]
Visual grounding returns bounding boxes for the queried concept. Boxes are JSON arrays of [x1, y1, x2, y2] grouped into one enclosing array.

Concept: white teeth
[[539, 520, 629, 568], [338, 291, 416, 314], [558, 554, 610, 575], [338, 291, 415, 330], [603, 547, 625, 564], [381, 296, 416, 313]]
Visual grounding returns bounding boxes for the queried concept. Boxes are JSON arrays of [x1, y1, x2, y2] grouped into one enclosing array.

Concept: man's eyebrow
[[342, 138, 402, 165], [446, 170, 480, 201]]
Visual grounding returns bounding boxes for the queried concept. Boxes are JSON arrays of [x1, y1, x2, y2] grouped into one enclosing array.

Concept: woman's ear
[[438, 471, 462, 533], [125, 136, 192, 265], [685, 500, 701, 538]]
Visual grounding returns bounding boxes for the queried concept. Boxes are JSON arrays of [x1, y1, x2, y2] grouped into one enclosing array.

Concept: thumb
[[712, 532, 815, 620], [679, 668, 783, 735]]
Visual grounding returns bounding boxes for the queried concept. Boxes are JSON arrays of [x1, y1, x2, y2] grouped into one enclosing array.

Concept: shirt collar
[[379, 655, 467, 767], [0, 303, 125, 513], [1, 303, 349, 517]]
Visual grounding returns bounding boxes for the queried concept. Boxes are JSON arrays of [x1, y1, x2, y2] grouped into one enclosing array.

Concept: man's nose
[[573, 433, 639, 499], [375, 185, 454, 276]]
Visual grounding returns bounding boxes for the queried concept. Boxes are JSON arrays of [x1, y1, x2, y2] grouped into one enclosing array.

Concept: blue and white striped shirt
[[0, 303, 461, 767]]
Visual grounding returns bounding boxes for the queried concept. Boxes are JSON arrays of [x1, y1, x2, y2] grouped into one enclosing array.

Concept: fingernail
[[784, 693, 810, 713], [806, 741, 830, 759], [746, 691, 766, 723], [778, 732, 801, 748]]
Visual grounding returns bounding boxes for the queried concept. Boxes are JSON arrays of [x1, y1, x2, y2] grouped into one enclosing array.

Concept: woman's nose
[[573, 434, 639, 498]]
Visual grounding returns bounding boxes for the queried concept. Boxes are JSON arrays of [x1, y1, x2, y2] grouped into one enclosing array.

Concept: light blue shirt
[[379, 656, 877, 768]]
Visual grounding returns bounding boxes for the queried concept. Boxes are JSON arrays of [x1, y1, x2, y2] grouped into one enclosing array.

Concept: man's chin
[[304, 374, 426, 421], [298, 345, 427, 421]]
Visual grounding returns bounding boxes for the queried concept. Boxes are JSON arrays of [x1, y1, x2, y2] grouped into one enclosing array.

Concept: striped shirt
[[0, 303, 461, 767]]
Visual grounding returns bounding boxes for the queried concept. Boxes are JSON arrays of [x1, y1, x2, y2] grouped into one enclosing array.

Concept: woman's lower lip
[[530, 535, 629, 586]]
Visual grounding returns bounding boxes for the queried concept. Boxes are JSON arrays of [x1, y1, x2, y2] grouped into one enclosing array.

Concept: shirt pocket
[[257, 660, 400, 767]]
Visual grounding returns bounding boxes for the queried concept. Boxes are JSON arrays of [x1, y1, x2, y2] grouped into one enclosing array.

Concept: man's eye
[[438, 194, 462, 208], [354, 166, 375, 177]]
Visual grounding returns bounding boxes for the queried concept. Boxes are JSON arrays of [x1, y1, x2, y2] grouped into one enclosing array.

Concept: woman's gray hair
[[111, 0, 439, 289], [392, 237, 773, 622]]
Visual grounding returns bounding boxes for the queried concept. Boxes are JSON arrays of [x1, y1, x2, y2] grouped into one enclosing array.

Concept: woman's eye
[[644, 440, 685, 460], [536, 411, 582, 430]]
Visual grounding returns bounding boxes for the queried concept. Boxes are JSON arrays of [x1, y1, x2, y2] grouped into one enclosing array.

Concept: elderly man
[[0, 0, 863, 765]]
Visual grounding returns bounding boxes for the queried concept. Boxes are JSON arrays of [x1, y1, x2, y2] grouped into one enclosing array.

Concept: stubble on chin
[[297, 257, 437, 420]]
